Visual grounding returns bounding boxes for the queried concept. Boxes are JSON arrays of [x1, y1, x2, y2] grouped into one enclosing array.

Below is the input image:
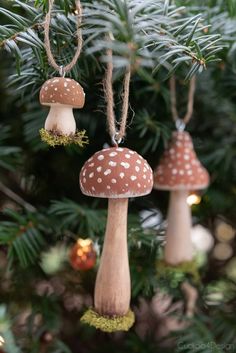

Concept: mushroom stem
[[164, 190, 193, 265], [181, 281, 198, 318], [95, 198, 130, 316], [45, 106, 76, 135]]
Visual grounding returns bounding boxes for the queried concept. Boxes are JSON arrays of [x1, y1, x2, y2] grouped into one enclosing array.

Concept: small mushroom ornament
[[154, 131, 209, 265], [39, 77, 87, 146], [80, 146, 153, 331]]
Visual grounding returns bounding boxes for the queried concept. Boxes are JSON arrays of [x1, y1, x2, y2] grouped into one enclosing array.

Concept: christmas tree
[[0, 0, 236, 352]]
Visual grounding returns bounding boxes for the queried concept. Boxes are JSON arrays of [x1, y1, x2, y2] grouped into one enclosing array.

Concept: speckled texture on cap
[[40, 77, 85, 108], [80, 147, 153, 198], [154, 131, 209, 191]]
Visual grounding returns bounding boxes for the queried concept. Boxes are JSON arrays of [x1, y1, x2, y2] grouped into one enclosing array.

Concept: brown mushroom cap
[[40, 77, 85, 108], [154, 131, 209, 190], [80, 147, 153, 198]]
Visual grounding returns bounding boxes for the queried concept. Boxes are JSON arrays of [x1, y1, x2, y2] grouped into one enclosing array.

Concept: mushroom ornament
[[39, 77, 88, 146], [154, 131, 209, 266], [80, 146, 153, 332]]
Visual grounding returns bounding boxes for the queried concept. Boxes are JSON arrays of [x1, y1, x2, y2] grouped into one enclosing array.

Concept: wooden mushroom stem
[[164, 190, 193, 265], [95, 198, 131, 316], [45, 106, 76, 135]]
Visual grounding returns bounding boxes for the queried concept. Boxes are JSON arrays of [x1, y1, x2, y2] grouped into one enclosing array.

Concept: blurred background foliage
[[0, 0, 236, 352]]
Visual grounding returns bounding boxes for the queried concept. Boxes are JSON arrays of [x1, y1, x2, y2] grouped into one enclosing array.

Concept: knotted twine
[[40, 0, 88, 147], [44, 0, 82, 75]]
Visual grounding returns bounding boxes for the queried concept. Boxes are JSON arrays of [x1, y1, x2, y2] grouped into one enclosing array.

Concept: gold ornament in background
[[70, 238, 96, 271], [215, 221, 235, 243]]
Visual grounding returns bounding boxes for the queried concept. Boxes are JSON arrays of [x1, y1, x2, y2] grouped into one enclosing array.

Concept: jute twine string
[[169, 75, 196, 130], [44, 0, 83, 75], [104, 47, 131, 145]]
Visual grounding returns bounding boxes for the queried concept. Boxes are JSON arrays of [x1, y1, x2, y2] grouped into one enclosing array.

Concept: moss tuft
[[156, 259, 200, 284], [39, 128, 89, 147], [81, 308, 135, 332]]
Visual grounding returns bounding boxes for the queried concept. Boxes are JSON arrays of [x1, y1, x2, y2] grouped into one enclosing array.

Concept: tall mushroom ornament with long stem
[[79, 43, 153, 331], [154, 76, 209, 266], [80, 146, 153, 331], [154, 130, 209, 265]]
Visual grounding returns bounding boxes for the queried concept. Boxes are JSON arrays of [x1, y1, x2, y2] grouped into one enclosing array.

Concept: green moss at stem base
[[81, 308, 135, 332], [39, 128, 89, 147], [156, 259, 200, 284]]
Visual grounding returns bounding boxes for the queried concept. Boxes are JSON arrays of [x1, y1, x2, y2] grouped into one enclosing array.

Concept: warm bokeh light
[[213, 243, 233, 261], [77, 238, 93, 247], [187, 193, 202, 206], [215, 221, 235, 242], [70, 238, 96, 271]]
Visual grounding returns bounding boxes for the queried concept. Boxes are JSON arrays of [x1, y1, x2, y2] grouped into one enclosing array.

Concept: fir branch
[[212, 310, 236, 345], [175, 317, 224, 353], [49, 199, 107, 237], [0, 181, 36, 212], [134, 110, 171, 154], [0, 209, 46, 268], [0, 0, 229, 80], [0, 125, 21, 166]]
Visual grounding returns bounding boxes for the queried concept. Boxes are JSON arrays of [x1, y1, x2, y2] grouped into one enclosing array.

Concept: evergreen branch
[[0, 23, 43, 49], [175, 317, 224, 353], [49, 199, 106, 237], [83, 0, 224, 75], [0, 209, 46, 268], [134, 110, 171, 154], [0, 0, 228, 80], [211, 309, 236, 345], [0, 125, 21, 172], [0, 181, 36, 212], [130, 238, 159, 298]]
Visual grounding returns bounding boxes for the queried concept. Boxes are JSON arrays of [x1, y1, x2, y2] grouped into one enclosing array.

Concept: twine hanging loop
[[104, 46, 131, 146], [169, 75, 196, 131], [44, 0, 83, 74]]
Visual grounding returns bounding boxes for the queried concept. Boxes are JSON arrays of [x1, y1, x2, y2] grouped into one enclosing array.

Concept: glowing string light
[[187, 193, 201, 206]]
